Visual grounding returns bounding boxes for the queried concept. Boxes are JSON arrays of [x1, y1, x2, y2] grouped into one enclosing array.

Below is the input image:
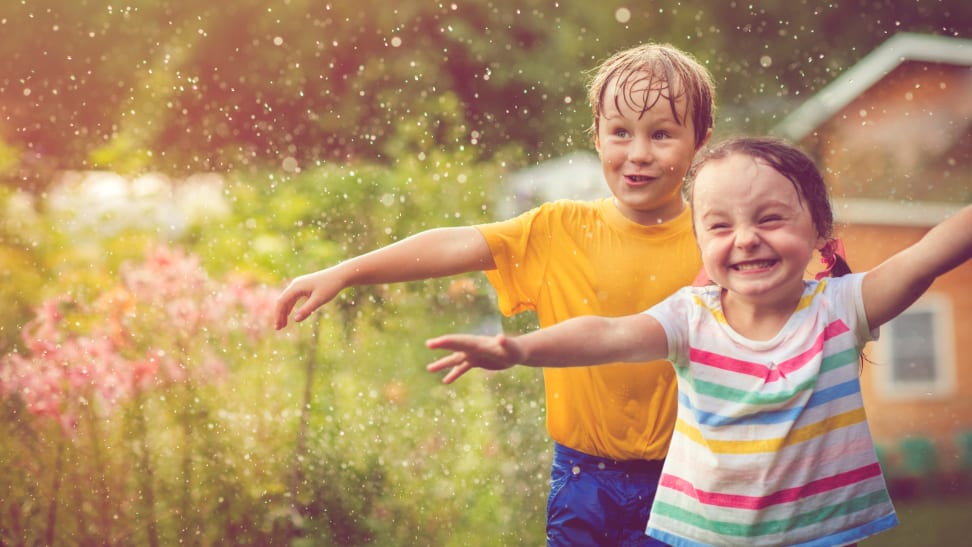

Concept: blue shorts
[[546, 443, 667, 547]]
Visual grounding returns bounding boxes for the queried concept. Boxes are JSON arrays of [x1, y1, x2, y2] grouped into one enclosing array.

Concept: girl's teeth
[[735, 261, 774, 271]]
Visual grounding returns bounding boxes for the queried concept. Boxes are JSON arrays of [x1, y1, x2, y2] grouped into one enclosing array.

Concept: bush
[[0, 154, 550, 545]]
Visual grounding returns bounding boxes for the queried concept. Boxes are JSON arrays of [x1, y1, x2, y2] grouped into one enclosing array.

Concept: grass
[[860, 492, 972, 546]]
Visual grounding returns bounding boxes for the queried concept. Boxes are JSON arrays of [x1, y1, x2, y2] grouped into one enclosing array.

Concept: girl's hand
[[426, 333, 523, 384]]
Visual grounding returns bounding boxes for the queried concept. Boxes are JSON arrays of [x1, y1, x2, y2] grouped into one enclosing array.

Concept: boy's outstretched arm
[[426, 313, 668, 383], [275, 227, 495, 329], [862, 203, 972, 330]]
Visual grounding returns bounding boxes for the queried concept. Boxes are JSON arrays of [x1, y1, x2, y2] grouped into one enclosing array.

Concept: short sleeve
[[823, 273, 879, 345], [644, 287, 699, 368], [475, 206, 552, 316]]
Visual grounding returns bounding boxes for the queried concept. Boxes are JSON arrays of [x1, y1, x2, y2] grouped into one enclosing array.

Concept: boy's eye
[[613, 128, 630, 138], [652, 130, 671, 140]]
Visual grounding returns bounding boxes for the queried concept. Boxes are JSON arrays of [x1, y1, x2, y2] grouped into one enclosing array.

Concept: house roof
[[773, 32, 972, 141]]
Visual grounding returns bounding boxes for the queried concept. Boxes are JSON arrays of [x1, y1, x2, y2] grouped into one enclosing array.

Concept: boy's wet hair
[[587, 43, 715, 149], [688, 136, 851, 277]]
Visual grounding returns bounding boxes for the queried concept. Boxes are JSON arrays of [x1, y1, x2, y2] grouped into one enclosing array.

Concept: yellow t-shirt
[[476, 198, 702, 461]]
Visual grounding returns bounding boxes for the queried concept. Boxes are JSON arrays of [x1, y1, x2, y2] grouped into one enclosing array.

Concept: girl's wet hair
[[587, 43, 715, 149], [688, 136, 851, 277]]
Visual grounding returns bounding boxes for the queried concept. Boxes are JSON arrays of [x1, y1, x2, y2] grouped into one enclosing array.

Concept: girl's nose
[[734, 226, 761, 249]]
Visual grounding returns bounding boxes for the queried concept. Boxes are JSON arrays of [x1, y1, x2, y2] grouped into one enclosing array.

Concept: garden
[[0, 156, 556, 545], [1, 1, 970, 545]]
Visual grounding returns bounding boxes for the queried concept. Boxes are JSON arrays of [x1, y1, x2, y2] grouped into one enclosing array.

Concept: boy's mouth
[[625, 174, 657, 184]]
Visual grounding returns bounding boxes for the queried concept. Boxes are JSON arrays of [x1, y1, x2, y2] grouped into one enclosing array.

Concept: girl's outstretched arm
[[426, 313, 668, 383], [862, 203, 972, 329]]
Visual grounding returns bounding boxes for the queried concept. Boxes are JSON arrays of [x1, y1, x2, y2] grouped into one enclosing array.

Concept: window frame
[[871, 293, 956, 400]]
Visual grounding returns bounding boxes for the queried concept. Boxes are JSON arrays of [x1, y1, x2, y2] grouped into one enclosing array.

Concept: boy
[[275, 43, 714, 546]]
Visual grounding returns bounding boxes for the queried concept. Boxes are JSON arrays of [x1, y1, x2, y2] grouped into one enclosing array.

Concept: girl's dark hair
[[688, 136, 851, 277]]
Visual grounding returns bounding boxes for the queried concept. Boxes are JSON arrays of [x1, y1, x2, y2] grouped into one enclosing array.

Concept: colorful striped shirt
[[644, 273, 898, 546]]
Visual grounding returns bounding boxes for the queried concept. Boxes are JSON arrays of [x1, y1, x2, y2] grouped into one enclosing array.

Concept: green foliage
[[0, 188, 46, 354], [0, 154, 551, 545], [860, 497, 972, 547], [0, 139, 18, 177], [3, 1, 969, 187]]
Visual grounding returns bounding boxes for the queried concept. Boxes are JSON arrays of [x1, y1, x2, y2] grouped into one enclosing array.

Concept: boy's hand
[[274, 269, 344, 329], [426, 334, 523, 384]]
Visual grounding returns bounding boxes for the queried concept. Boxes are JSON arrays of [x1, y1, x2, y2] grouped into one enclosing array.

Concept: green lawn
[[861, 494, 972, 546]]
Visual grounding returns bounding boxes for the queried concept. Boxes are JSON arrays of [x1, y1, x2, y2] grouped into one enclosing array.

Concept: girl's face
[[692, 153, 825, 306]]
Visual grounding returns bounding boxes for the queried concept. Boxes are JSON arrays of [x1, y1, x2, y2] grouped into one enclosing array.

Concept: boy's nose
[[629, 137, 654, 163]]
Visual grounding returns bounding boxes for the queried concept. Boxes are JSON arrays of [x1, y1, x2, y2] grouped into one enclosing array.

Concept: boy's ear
[[697, 127, 713, 150]]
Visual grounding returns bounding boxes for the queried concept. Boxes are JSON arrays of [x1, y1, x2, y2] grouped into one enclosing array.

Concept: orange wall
[[796, 59, 972, 468], [804, 62, 972, 204], [840, 224, 972, 466]]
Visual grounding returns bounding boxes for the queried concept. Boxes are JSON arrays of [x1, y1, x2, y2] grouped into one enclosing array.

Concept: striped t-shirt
[[644, 273, 898, 547]]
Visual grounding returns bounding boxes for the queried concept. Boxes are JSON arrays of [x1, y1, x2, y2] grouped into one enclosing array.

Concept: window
[[872, 294, 956, 399]]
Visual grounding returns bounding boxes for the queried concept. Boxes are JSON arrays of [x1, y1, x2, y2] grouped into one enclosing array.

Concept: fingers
[[425, 333, 482, 351], [426, 338, 476, 384], [426, 352, 473, 384], [292, 294, 323, 324], [273, 288, 306, 330], [275, 271, 343, 329], [426, 349, 466, 373], [274, 275, 330, 329], [426, 333, 515, 383], [443, 363, 472, 384], [273, 294, 295, 330]]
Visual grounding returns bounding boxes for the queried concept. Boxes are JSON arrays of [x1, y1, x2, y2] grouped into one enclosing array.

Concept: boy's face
[[594, 72, 708, 226]]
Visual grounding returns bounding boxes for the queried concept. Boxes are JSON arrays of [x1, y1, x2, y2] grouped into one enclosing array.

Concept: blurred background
[[1, 1, 970, 545]]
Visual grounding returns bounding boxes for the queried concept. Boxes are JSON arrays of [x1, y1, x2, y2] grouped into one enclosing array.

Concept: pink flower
[[131, 355, 160, 390], [1, 244, 279, 436]]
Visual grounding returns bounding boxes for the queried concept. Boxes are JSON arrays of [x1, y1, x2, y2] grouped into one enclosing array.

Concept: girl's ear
[[815, 236, 829, 253]]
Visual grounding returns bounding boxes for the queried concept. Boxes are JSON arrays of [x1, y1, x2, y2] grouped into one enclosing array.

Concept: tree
[[1, 0, 969, 186]]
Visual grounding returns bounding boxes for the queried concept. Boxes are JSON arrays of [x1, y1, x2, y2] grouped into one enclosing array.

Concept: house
[[774, 32, 972, 492], [496, 151, 608, 218]]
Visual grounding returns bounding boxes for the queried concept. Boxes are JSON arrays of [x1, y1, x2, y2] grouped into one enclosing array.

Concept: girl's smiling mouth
[[732, 259, 778, 272]]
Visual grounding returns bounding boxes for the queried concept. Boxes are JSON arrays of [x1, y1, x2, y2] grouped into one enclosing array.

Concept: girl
[[425, 137, 972, 547]]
